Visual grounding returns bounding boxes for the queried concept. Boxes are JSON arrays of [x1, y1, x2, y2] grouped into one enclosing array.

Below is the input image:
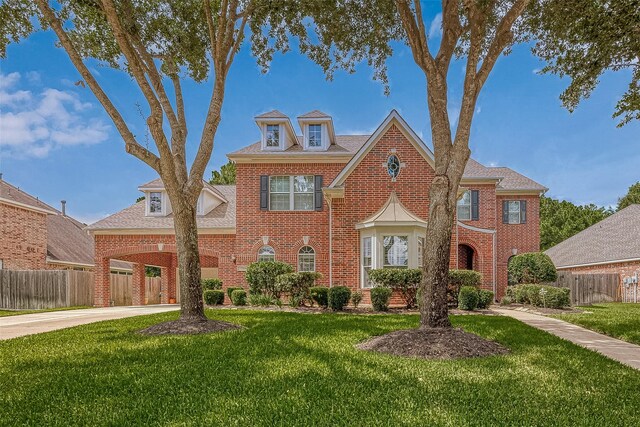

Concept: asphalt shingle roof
[[255, 110, 288, 119], [298, 110, 331, 118], [546, 204, 640, 267], [228, 135, 370, 156]]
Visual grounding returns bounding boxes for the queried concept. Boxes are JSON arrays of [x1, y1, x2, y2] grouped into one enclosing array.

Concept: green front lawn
[[1, 310, 639, 426], [0, 306, 91, 317], [552, 303, 640, 345]]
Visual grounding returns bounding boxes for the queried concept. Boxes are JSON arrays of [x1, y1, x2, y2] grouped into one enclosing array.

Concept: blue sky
[[0, 14, 638, 224]]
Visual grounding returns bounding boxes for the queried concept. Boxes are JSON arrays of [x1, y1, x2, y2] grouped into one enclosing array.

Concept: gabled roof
[[255, 110, 288, 119], [298, 110, 331, 119], [546, 204, 640, 268], [490, 167, 547, 192], [228, 135, 370, 160], [330, 110, 435, 187], [138, 178, 227, 203], [0, 179, 57, 214], [87, 185, 236, 233], [356, 192, 427, 229]]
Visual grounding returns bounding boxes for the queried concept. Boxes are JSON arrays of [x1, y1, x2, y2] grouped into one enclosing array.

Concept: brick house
[[546, 204, 640, 301], [88, 110, 545, 306], [0, 179, 130, 272]]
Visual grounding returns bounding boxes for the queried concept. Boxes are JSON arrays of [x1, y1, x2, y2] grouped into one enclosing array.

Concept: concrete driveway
[[0, 305, 179, 340]]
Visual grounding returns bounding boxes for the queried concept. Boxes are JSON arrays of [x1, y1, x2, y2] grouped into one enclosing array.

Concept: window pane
[[266, 124, 280, 147], [294, 193, 314, 210], [457, 206, 471, 220], [150, 192, 162, 213], [293, 175, 314, 193], [270, 193, 290, 210], [509, 212, 521, 224], [258, 246, 275, 262], [509, 201, 520, 212], [383, 235, 408, 267], [270, 176, 290, 192], [298, 246, 315, 272], [309, 124, 322, 147], [458, 191, 471, 206], [363, 237, 372, 266]]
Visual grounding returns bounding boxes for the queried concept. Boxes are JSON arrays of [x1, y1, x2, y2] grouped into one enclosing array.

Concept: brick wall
[[0, 203, 47, 270]]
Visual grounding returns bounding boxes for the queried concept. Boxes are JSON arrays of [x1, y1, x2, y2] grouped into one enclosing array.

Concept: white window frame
[[147, 191, 164, 216], [508, 200, 522, 224], [269, 175, 314, 211], [264, 124, 281, 149], [417, 236, 425, 268], [298, 246, 316, 272], [457, 190, 471, 221], [382, 235, 410, 269], [362, 236, 374, 288], [308, 124, 322, 148], [258, 245, 275, 262]]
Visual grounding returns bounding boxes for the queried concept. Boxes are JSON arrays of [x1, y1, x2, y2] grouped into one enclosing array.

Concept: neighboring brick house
[[0, 179, 129, 272], [88, 110, 545, 306], [546, 205, 640, 301]]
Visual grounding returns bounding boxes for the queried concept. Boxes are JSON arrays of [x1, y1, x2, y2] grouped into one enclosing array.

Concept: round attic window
[[387, 154, 401, 179]]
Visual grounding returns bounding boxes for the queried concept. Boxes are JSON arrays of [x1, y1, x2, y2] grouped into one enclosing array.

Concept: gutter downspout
[[325, 194, 333, 288]]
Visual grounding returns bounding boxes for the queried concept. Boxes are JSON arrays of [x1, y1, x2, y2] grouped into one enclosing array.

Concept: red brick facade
[[0, 203, 48, 270], [92, 115, 542, 306]]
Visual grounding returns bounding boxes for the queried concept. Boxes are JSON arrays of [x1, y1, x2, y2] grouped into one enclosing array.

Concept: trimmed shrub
[[509, 284, 571, 308], [508, 252, 557, 284], [458, 286, 479, 310], [371, 287, 392, 312], [448, 269, 482, 307], [201, 278, 223, 290], [500, 295, 513, 305], [245, 261, 294, 298], [477, 290, 494, 309], [203, 289, 224, 305], [328, 286, 352, 311], [351, 291, 363, 309], [310, 287, 329, 308], [248, 293, 276, 307], [275, 271, 322, 305], [226, 287, 243, 299], [368, 268, 421, 308], [230, 289, 246, 306]]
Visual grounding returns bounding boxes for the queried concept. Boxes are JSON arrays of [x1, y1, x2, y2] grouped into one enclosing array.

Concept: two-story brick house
[[88, 110, 546, 306]]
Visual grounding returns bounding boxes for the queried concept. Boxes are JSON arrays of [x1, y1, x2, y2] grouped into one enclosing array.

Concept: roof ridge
[[0, 180, 60, 213]]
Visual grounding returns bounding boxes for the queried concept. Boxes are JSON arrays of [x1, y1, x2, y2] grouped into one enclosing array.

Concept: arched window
[[258, 245, 275, 262], [298, 246, 315, 272]]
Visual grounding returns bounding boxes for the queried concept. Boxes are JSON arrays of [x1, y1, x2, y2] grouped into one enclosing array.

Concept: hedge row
[[506, 284, 570, 308]]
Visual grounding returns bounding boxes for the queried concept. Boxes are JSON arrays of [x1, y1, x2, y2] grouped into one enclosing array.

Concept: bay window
[[360, 230, 425, 288], [383, 235, 409, 268]]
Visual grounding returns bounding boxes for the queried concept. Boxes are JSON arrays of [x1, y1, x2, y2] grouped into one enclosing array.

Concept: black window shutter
[[314, 175, 323, 211], [502, 201, 509, 223], [260, 175, 269, 211], [520, 200, 527, 224], [471, 190, 479, 220]]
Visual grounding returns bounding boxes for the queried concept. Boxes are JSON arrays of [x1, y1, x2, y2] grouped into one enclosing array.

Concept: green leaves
[[617, 181, 640, 211]]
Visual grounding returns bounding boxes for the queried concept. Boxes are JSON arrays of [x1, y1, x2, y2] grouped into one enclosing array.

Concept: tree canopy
[[618, 182, 640, 210], [210, 160, 236, 185]]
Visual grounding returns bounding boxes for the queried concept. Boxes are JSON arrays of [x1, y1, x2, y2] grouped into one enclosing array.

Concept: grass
[[1, 310, 639, 426], [0, 306, 92, 317], [552, 303, 640, 345]]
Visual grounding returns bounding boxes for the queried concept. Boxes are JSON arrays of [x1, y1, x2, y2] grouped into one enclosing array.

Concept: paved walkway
[[494, 308, 640, 370], [0, 305, 179, 340]]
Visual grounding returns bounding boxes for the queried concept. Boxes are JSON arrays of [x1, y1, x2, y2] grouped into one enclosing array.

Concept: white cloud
[[0, 72, 109, 158], [429, 13, 443, 39]]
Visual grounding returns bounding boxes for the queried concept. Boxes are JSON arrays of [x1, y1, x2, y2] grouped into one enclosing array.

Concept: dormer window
[[308, 124, 322, 147], [149, 192, 162, 215], [265, 124, 280, 147]]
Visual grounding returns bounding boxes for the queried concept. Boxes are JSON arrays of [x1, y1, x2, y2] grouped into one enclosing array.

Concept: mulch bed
[[357, 328, 509, 360], [137, 319, 243, 336], [213, 305, 499, 316]]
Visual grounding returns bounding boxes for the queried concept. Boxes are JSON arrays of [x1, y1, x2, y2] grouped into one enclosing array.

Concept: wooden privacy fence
[[0, 270, 94, 309], [552, 271, 620, 305], [109, 274, 161, 306]]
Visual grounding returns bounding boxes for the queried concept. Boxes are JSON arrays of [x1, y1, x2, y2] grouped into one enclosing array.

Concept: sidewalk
[[0, 305, 179, 340], [494, 308, 640, 370]]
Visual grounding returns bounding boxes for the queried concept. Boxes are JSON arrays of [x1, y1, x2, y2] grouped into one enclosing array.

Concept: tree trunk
[[172, 198, 206, 321], [420, 175, 456, 328]]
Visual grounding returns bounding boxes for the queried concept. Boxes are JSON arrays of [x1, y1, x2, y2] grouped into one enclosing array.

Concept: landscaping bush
[[203, 289, 224, 305], [310, 287, 329, 308], [351, 291, 363, 309], [201, 278, 223, 290], [275, 271, 322, 305], [458, 286, 479, 310], [500, 295, 513, 305], [230, 289, 246, 306], [508, 252, 557, 284], [226, 287, 243, 300], [509, 284, 571, 308], [448, 269, 482, 307], [328, 286, 352, 311], [368, 268, 421, 308], [477, 289, 494, 309], [371, 287, 392, 311], [248, 293, 277, 307], [245, 261, 294, 298]]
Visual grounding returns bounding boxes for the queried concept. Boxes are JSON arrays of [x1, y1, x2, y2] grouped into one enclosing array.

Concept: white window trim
[[147, 191, 165, 216], [304, 123, 326, 150], [360, 227, 425, 288], [508, 200, 522, 224], [457, 190, 471, 221], [258, 245, 276, 262], [269, 175, 314, 211], [262, 123, 283, 150], [298, 246, 316, 272]]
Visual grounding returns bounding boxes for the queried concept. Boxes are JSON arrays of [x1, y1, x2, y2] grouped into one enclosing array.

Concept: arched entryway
[[457, 244, 476, 270]]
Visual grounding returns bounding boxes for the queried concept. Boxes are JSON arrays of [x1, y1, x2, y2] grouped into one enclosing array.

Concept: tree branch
[[33, 0, 160, 172]]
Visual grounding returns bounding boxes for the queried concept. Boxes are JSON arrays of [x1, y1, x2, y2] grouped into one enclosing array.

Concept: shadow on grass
[[1, 310, 639, 426]]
